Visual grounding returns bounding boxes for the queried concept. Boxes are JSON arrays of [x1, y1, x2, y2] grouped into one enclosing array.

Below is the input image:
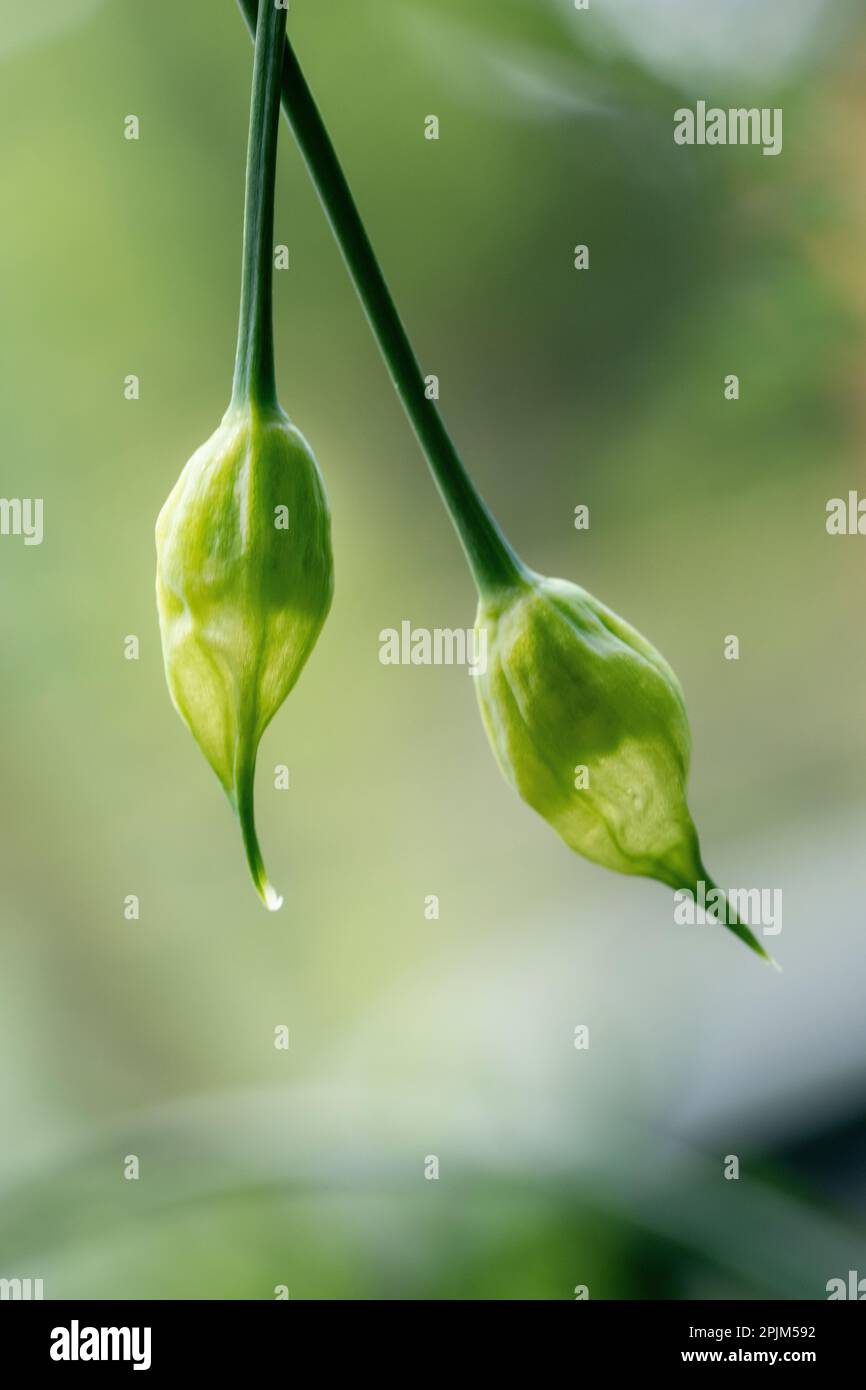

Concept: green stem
[[231, 1, 287, 413], [236, 0, 526, 600]]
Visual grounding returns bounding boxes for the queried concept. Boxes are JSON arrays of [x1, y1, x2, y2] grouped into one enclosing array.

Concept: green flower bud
[[155, 6, 334, 908], [156, 404, 332, 909], [475, 572, 774, 964]]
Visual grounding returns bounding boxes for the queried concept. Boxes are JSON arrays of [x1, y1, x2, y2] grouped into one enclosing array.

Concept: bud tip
[[264, 884, 283, 912]]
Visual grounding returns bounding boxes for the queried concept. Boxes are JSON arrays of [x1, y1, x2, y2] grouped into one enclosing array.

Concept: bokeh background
[[1, 0, 865, 1299]]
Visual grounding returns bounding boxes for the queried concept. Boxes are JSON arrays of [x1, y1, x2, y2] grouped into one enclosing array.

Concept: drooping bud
[[155, 405, 332, 908], [475, 571, 774, 964], [155, 4, 334, 907]]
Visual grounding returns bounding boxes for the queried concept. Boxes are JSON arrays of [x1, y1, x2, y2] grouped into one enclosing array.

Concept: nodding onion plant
[[158, 0, 774, 964]]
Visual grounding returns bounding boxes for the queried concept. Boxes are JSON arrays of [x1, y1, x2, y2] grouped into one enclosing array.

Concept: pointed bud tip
[[263, 884, 283, 912]]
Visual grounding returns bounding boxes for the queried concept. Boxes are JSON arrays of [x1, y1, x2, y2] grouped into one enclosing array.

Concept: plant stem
[[236, 0, 526, 600], [231, 1, 287, 413]]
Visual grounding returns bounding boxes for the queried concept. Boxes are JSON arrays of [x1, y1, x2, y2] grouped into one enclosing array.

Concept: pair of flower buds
[[155, 401, 767, 962], [155, 2, 771, 964]]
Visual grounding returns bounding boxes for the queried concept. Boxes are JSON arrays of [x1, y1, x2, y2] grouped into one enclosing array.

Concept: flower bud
[[475, 572, 772, 962], [155, 404, 333, 908]]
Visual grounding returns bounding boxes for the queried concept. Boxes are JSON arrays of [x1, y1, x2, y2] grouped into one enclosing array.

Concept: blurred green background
[[1, 0, 865, 1299]]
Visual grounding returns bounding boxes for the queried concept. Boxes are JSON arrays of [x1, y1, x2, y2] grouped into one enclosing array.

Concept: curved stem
[[231, 1, 287, 413], [236, 0, 527, 600]]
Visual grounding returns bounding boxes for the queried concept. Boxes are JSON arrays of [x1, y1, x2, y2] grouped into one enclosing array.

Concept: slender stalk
[[231, 2, 288, 413], [236, 0, 526, 599]]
